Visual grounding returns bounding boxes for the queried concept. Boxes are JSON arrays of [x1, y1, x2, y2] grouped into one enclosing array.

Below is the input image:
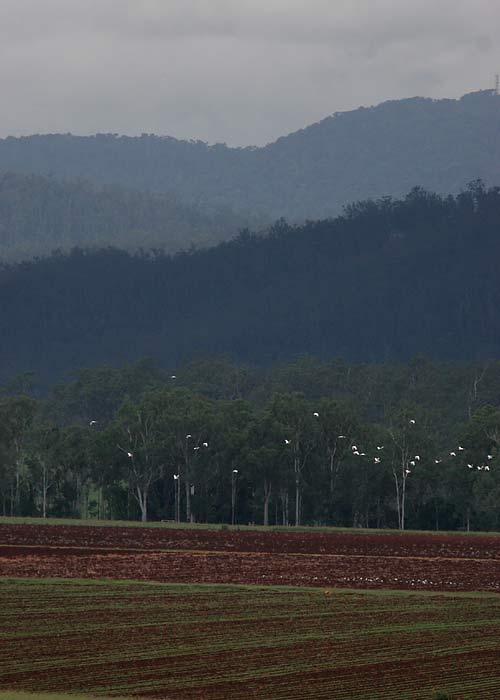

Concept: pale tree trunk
[[184, 478, 192, 523], [136, 484, 148, 522], [280, 489, 289, 526], [393, 469, 400, 529], [294, 452, 302, 526], [263, 479, 272, 526]]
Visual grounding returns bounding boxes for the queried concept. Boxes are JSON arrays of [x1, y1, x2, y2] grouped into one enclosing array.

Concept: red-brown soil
[[1, 523, 500, 592]]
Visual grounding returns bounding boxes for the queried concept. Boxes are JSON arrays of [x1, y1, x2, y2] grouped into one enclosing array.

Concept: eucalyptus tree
[[0, 395, 37, 515], [314, 397, 359, 520], [116, 392, 173, 522], [161, 389, 214, 523], [207, 399, 254, 523], [26, 424, 61, 518], [266, 393, 318, 526], [387, 405, 429, 530]]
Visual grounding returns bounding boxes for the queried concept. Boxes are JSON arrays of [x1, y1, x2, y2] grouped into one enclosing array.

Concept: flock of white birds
[[281, 414, 495, 477]]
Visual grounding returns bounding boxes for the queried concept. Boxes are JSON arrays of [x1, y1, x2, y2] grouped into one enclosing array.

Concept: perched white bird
[[410, 460, 416, 466], [203, 442, 209, 447], [186, 434, 192, 439], [89, 420, 98, 426], [405, 469, 411, 475], [409, 419, 416, 424], [488, 455, 493, 460], [477, 466, 484, 471], [374, 457, 381, 464], [467, 464, 473, 469], [284, 439, 291, 445], [127, 452, 133, 458], [450, 451, 457, 457], [376, 446, 384, 451], [173, 474, 179, 480], [435, 459, 441, 464], [313, 412, 319, 417], [458, 446, 464, 451], [360, 452, 366, 456], [352, 445, 358, 451], [170, 375, 177, 379], [338, 435, 347, 439], [353, 450, 360, 456], [414, 455, 421, 461], [232, 469, 238, 474], [485, 465, 490, 471], [193, 446, 200, 451]]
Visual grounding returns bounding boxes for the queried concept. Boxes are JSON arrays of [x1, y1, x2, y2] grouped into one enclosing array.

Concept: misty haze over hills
[[0, 90, 499, 232], [0, 172, 261, 261], [1, 90, 500, 380]]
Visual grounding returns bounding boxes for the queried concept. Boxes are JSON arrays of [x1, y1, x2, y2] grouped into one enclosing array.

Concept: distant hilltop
[[0, 90, 499, 221]]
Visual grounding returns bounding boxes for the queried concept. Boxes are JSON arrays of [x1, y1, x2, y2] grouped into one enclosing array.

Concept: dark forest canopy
[[1, 183, 500, 381], [0, 171, 262, 261], [0, 90, 499, 220]]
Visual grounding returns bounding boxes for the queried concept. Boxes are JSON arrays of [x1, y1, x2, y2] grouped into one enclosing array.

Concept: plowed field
[[1, 523, 500, 592], [2, 578, 500, 700]]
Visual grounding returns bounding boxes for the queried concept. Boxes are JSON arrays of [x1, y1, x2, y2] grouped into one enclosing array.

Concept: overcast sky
[[0, 0, 499, 146]]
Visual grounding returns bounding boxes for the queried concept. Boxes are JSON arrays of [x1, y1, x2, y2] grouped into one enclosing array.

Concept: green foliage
[[2, 356, 500, 529]]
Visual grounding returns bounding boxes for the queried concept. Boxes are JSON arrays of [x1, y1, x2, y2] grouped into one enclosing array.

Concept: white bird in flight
[[374, 457, 381, 464]]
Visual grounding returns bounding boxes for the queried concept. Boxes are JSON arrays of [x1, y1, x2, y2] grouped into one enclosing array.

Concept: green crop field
[[1, 578, 499, 700]]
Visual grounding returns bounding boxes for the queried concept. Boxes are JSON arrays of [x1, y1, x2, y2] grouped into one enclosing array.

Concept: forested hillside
[[0, 172, 258, 261], [0, 183, 499, 382], [0, 90, 499, 220]]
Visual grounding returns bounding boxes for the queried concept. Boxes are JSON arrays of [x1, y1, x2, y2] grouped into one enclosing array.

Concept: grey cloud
[[0, 1, 499, 145]]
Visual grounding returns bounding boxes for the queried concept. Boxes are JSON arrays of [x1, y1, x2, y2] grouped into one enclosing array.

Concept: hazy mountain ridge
[[0, 90, 499, 221], [0, 183, 499, 382], [0, 172, 260, 261]]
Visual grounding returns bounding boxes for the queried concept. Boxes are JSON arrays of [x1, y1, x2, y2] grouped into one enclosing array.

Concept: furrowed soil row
[[2, 580, 500, 700], [3, 523, 500, 558], [2, 546, 500, 592]]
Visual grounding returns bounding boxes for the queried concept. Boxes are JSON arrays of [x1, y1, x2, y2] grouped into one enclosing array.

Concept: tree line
[[2, 356, 500, 531]]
